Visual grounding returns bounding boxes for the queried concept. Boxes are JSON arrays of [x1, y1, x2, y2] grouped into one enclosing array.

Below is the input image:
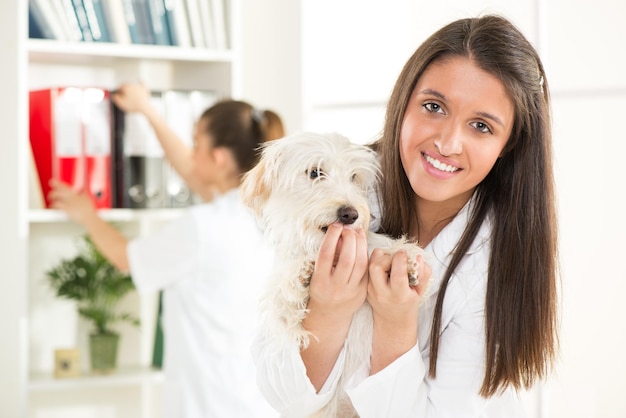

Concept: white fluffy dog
[[241, 132, 424, 418]]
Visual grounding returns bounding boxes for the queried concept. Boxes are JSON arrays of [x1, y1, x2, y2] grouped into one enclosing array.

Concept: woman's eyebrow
[[475, 111, 504, 128], [418, 88, 445, 100]]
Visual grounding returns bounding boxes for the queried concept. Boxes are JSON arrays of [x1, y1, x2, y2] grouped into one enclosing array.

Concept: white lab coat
[[252, 199, 528, 417], [128, 189, 278, 418]]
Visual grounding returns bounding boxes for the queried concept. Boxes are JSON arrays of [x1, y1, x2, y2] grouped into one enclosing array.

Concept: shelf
[[5, 0, 239, 415], [29, 366, 163, 392], [28, 208, 187, 223], [28, 39, 233, 65]]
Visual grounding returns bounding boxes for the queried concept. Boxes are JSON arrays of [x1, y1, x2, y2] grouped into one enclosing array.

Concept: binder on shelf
[[82, 0, 112, 42], [29, 87, 112, 209], [71, 0, 95, 41], [120, 0, 141, 44], [163, 0, 191, 47], [162, 90, 195, 207], [143, 93, 167, 208], [102, 0, 132, 44], [83, 88, 113, 208], [30, 0, 67, 41], [61, 0, 85, 41], [209, 0, 228, 49], [112, 103, 147, 208], [197, 0, 216, 49], [111, 103, 126, 208], [111, 89, 218, 209], [28, 2, 54, 40], [131, 0, 156, 45], [146, 0, 172, 45], [184, 0, 205, 48], [53, 0, 83, 41], [28, 145, 45, 210], [30, 87, 84, 208], [112, 93, 166, 208]]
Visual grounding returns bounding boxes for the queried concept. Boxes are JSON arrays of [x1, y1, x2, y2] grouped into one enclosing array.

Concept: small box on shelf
[[54, 348, 81, 378]]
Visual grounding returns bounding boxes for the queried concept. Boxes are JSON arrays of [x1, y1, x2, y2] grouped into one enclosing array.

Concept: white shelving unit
[[28, 208, 186, 224], [1, 1, 238, 417], [28, 366, 164, 393]]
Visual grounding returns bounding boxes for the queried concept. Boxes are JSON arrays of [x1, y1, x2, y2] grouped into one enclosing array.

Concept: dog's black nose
[[337, 206, 359, 225]]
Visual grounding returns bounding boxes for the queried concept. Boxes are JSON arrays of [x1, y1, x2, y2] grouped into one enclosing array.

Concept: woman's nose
[[434, 123, 463, 156]]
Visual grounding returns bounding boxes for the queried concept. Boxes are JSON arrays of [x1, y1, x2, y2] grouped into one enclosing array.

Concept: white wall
[[242, 1, 626, 417], [238, 0, 303, 135], [300, 0, 539, 144], [541, 1, 626, 416]]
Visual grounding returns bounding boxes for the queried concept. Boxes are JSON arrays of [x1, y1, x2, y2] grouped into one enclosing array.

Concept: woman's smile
[[421, 151, 461, 177]]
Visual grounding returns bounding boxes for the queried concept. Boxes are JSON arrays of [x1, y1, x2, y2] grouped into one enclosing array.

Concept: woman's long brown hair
[[374, 15, 558, 396]]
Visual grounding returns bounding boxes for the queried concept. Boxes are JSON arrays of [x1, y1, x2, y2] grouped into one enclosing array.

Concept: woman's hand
[[307, 223, 369, 322], [48, 179, 131, 272], [368, 250, 431, 374], [300, 223, 370, 390], [47, 179, 98, 226], [111, 82, 152, 114]]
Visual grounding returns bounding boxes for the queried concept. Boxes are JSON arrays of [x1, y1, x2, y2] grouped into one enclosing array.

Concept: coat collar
[[423, 195, 491, 297], [427, 196, 490, 259]]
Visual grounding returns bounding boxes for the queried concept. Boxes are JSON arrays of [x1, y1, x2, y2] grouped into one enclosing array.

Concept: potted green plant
[[46, 235, 139, 374]]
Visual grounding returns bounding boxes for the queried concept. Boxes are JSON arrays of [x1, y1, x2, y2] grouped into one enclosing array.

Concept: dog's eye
[[308, 168, 325, 180]]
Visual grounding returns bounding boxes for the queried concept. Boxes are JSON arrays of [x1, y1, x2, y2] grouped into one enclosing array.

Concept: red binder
[[29, 87, 112, 209], [83, 88, 112, 209]]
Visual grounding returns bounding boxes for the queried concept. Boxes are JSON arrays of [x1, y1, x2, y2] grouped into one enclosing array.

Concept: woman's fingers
[[315, 223, 344, 274], [47, 179, 73, 205], [368, 248, 390, 279], [388, 250, 410, 292], [111, 82, 149, 112], [315, 225, 368, 284], [369, 249, 429, 298], [332, 227, 365, 283]]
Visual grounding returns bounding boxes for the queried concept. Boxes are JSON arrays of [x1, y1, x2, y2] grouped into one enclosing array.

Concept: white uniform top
[[128, 189, 278, 418], [253, 200, 529, 417]]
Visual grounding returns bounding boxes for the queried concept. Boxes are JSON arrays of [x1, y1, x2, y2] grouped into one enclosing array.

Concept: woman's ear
[[211, 146, 234, 169]]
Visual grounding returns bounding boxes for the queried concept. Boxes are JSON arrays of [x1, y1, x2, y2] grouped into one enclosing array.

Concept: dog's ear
[[240, 151, 274, 217]]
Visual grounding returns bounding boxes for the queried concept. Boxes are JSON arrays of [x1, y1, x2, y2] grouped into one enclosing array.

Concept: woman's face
[[191, 118, 217, 184], [400, 56, 514, 208]]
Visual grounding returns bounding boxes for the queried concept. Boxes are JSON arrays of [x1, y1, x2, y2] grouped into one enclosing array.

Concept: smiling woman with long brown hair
[[253, 14, 558, 417]]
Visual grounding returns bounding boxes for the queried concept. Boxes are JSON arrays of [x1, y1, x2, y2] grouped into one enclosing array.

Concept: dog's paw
[[405, 246, 421, 286], [392, 239, 424, 286], [390, 241, 422, 286], [298, 259, 315, 287], [369, 233, 423, 286]]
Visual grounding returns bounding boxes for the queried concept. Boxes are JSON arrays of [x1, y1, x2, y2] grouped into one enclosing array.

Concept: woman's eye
[[471, 121, 492, 134], [423, 102, 443, 113]]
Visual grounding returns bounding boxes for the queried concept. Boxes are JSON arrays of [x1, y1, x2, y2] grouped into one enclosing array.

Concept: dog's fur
[[241, 132, 424, 418]]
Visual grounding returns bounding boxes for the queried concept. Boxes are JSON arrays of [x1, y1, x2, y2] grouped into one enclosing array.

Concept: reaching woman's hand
[[110, 82, 151, 113], [47, 179, 98, 226]]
